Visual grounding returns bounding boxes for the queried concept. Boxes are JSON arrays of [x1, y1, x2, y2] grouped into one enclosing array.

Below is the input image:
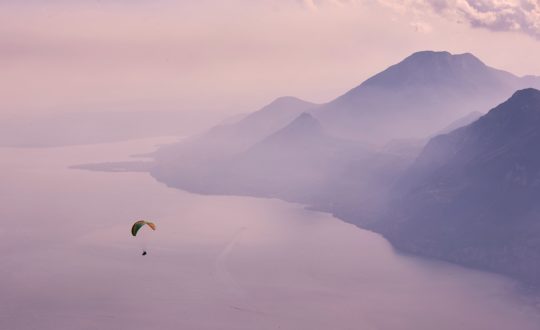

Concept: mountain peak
[[265, 96, 315, 109], [404, 50, 481, 64], [251, 112, 325, 151], [293, 111, 318, 122], [280, 112, 323, 134], [508, 88, 540, 101], [484, 88, 540, 121], [360, 50, 489, 89], [405, 50, 451, 60]]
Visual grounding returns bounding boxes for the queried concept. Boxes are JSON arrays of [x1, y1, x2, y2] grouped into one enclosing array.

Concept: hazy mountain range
[[150, 50, 540, 212], [155, 51, 540, 160], [80, 50, 540, 285]]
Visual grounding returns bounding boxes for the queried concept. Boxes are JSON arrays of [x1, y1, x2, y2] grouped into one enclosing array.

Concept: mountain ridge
[[374, 88, 540, 285]]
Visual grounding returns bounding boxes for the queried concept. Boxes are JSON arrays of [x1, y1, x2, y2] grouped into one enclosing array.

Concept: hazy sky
[[2, 0, 540, 119]]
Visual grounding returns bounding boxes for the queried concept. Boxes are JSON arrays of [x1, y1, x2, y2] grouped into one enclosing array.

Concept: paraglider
[[131, 220, 156, 256], [131, 220, 156, 236]]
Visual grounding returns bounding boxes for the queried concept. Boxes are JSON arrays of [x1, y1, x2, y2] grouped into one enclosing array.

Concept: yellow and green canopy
[[131, 220, 156, 236]]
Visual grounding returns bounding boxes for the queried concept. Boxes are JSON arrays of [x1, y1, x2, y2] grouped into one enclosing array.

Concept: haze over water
[[1, 138, 539, 330]]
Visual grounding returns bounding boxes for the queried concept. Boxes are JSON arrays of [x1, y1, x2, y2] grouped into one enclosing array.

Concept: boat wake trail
[[214, 227, 247, 297]]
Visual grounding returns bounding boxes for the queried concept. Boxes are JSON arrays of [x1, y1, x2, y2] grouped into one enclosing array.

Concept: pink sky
[[1, 0, 540, 119]]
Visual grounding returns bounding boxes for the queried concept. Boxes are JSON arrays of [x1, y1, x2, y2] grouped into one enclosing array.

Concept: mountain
[[314, 51, 540, 143], [152, 112, 408, 216], [200, 96, 317, 151], [226, 113, 356, 201], [156, 51, 540, 159], [246, 112, 329, 153], [156, 50, 540, 161], [153, 113, 355, 200], [152, 96, 318, 165], [374, 89, 540, 284]]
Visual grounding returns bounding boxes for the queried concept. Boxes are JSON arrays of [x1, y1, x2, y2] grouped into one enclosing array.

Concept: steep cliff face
[[376, 89, 540, 284]]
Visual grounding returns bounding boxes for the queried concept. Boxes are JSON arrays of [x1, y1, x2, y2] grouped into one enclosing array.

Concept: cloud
[[380, 0, 540, 39]]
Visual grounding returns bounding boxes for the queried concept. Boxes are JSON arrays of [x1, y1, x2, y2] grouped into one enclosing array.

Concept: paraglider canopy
[[131, 220, 156, 236]]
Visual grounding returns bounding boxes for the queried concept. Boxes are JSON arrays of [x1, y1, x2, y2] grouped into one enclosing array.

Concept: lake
[[1, 137, 539, 330]]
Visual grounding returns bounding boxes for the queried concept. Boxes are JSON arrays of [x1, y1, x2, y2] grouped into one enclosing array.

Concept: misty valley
[[82, 51, 540, 288]]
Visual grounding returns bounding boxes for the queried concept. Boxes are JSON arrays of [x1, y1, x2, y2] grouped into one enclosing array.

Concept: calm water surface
[[1, 137, 539, 330]]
